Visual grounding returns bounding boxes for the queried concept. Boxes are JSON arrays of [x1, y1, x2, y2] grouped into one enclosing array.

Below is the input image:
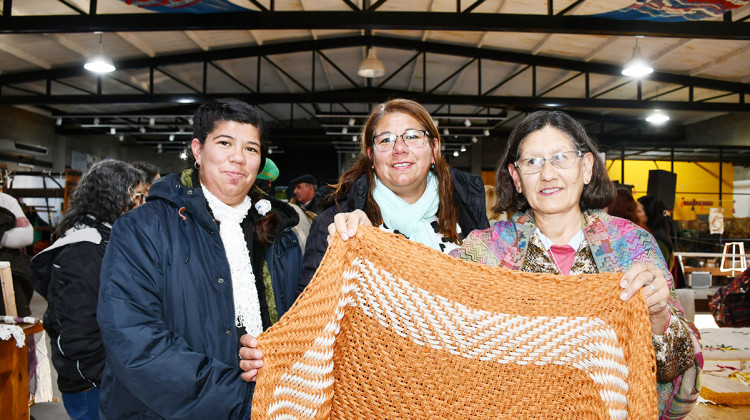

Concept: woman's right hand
[[327, 209, 373, 243]]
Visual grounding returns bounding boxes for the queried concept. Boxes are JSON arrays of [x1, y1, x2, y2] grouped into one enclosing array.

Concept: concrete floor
[[28, 292, 68, 420]]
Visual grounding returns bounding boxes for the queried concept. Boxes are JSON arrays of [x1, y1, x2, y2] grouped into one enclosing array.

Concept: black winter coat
[[30, 218, 110, 393], [97, 173, 302, 420], [297, 168, 489, 295]]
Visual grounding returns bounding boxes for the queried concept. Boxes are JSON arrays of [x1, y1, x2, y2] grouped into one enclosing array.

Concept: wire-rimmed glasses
[[513, 150, 583, 174], [372, 129, 430, 152]]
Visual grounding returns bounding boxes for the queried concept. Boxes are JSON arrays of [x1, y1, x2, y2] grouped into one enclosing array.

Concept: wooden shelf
[[683, 267, 740, 277]]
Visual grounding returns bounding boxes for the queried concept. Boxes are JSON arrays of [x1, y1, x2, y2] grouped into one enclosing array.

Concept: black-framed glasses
[[513, 150, 583, 174], [372, 129, 430, 152]]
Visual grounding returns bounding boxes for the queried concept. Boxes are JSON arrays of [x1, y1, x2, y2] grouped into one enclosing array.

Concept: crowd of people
[[5, 97, 700, 419]]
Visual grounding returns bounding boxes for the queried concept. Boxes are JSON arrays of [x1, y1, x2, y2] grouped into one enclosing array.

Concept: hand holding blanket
[[252, 227, 657, 419]]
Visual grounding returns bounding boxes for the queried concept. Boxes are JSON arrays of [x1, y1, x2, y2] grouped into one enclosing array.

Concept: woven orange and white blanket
[[252, 227, 657, 419]]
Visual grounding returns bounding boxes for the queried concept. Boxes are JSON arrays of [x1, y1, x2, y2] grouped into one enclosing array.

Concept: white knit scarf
[[201, 185, 263, 336]]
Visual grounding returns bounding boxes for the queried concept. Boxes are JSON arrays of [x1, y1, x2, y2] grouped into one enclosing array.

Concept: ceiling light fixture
[[169, 134, 175, 141], [357, 47, 385, 78], [483, 129, 490, 137], [452, 151, 459, 157], [621, 38, 653, 78], [348, 118, 355, 126], [84, 33, 116, 73], [646, 109, 670, 125], [463, 119, 471, 127], [443, 128, 450, 136], [118, 135, 124, 142], [460, 145, 467, 152], [110, 127, 116, 135], [342, 127, 348, 134], [471, 136, 478, 144], [352, 135, 358, 142]]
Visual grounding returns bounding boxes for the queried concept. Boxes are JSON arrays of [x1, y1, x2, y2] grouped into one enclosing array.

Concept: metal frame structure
[[0, 1, 749, 163]]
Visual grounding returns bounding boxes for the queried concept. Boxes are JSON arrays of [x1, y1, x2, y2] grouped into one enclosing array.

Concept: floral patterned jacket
[[450, 209, 702, 419]]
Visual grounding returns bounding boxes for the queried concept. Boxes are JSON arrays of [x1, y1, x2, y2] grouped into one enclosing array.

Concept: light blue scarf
[[373, 171, 441, 250]]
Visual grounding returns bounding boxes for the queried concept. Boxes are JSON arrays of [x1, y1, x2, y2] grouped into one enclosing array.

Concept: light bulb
[[646, 109, 670, 124]]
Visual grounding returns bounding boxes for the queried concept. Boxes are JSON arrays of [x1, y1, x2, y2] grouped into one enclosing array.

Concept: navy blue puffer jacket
[[97, 173, 301, 419]]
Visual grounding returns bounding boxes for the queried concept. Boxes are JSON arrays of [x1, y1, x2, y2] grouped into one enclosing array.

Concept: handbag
[[709, 266, 750, 327]]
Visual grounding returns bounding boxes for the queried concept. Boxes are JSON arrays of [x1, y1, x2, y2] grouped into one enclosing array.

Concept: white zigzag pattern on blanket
[[267, 257, 631, 419]]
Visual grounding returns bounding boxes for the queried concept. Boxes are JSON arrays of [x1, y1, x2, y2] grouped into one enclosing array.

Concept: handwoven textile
[[253, 227, 657, 419]]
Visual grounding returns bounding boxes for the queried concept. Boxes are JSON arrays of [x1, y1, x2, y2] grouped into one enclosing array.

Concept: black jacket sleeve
[[296, 205, 339, 296], [52, 242, 107, 385]]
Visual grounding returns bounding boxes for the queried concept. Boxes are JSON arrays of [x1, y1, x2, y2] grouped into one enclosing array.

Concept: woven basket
[[252, 227, 657, 419]]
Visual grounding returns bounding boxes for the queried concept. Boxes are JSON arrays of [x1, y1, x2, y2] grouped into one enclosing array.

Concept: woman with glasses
[[30, 159, 143, 420], [451, 110, 701, 419], [294, 98, 489, 295]]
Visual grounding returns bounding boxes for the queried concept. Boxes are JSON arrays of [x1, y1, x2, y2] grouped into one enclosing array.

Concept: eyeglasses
[[513, 150, 583, 174], [372, 129, 430, 152]]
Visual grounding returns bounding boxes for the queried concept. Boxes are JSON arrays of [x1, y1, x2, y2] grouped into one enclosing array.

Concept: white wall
[[733, 179, 750, 218]]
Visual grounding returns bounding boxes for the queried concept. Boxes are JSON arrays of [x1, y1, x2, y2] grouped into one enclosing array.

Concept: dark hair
[[607, 187, 639, 225], [331, 98, 460, 243], [57, 160, 143, 235], [191, 98, 277, 245], [189, 98, 269, 175], [494, 110, 615, 214], [131, 161, 160, 184], [637, 195, 671, 236]]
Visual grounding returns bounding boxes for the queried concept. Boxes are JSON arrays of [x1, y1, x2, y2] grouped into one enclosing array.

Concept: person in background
[[484, 185, 506, 224], [256, 157, 279, 195], [30, 160, 143, 420], [451, 110, 700, 419], [289, 173, 323, 213], [257, 157, 312, 254], [606, 187, 641, 226], [0, 191, 34, 316], [130, 160, 160, 202], [97, 98, 302, 419], [294, 98, 489, 297], [638, 195, 676, 271]]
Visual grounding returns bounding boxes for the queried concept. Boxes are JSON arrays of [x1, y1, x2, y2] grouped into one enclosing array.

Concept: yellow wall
[[606, 160, 734, 220]]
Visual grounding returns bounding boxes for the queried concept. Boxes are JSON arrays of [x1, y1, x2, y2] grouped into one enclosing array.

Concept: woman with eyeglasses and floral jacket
[[293, 98, 489, 296], [449, 110, 700, 419]]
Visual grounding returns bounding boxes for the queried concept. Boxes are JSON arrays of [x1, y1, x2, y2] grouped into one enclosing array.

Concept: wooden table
[[0, 323, 43, 420], [687, 402, 750, 419]]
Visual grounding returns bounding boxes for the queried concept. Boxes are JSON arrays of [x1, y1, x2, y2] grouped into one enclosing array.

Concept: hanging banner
[[709, 207, 724, 235], [119, 0, 253, 13]]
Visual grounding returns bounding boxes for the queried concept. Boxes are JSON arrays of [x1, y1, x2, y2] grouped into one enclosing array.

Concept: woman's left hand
[[619, 262, 671, 335]]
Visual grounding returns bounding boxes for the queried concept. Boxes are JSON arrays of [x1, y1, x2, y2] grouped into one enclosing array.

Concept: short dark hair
[[494, 110, 615, 213], [190, 98, 268, 173], [58, 160, 143, 234], [131, 161, 160, 184]]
